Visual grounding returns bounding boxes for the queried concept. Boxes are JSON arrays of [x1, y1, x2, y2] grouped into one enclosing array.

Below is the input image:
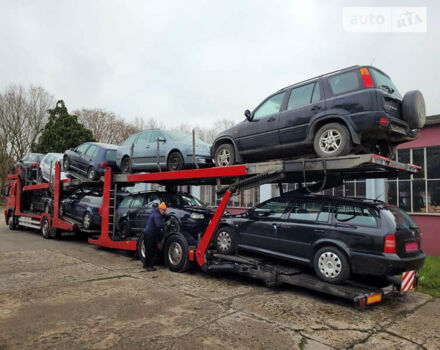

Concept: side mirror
[[244, 109, 253, 121], [156, 137, 166, 143], [70, 148, 75, 152]]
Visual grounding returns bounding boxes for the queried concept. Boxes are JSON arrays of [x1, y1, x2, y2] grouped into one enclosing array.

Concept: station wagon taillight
[[384, 234, 396, 253], [360, 68, 375, 88], [380, 117, 390, 126], [98, 161, 110, 169]]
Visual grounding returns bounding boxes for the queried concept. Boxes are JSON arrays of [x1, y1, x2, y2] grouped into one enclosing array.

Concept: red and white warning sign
[[401, 270, 416, 292]]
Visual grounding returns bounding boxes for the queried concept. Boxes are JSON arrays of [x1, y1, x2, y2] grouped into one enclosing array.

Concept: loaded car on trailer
[[212, 65, 426, 166], [213, 193, 425, 284]]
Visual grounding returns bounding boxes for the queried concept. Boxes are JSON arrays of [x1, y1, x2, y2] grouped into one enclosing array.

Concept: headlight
[[191, 213, 205, 219]]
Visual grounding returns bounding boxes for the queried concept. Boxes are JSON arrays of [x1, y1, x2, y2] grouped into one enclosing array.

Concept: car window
[[131, 195, 144, 208], [287, 83, 316, 110], [122, 134, 138, 146], [311, 82, 321, 103], [166, 131, 203, 143], [118, 196, 133, 208], [135, 132, 150, 145], [289, 201, 331, 222], [370, 68, 402, 98], [149, 130, 165, 143], [335, 204, 378, 227], [328, 71, 361, 95], [105, 150, 116, 162], [89, 196, 102, 205], [44, 156, 51, 165], [253, 199, 289, 218], [85, 145, 99, 159], [253, 92, 286, 120], [76, 144, 90, 154], [144, 193, 161, 208]]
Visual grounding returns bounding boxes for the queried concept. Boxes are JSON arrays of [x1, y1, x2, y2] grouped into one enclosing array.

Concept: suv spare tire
[[402, 90, 426, 129]]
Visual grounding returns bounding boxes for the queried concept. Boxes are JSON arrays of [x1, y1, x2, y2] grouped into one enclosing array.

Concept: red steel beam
[[23, 183, 50, 191], [51, 162, 74, 231], [126, 165, 247, 183], [88, 167, 136, 251], [196, 189, 232, 267]]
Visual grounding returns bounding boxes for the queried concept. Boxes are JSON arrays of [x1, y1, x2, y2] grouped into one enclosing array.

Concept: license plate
[[391, 124, 406, 134], [406, 242, 418, 252]]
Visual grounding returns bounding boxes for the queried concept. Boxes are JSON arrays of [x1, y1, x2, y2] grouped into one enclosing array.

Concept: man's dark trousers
[[142, 208, 165, 267]]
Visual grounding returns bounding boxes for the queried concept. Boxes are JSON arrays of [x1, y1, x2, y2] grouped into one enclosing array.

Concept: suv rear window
[[370, 68, 402, 98], [328, 71, 361, 95], [383, 206, 418, 230]]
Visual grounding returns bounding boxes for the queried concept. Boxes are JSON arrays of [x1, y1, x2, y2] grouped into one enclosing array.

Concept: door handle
[[272, 224, 278, 231], [146, 145, 150, 148], [267, 117, 275, 122], [311, 105, 321, 111], [314, 229, 325, 233]]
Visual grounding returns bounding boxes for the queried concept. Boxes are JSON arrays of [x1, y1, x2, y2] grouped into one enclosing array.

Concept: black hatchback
[[214, 193, 425, 284], [212, 65, 425, 166]]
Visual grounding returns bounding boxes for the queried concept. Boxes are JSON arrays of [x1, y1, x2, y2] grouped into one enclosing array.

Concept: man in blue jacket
[[141, 202, 167, 271]]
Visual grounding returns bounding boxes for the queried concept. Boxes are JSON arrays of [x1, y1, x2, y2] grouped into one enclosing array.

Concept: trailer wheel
[[41, 217, 51, 239], [137, 235, 147, 265], [83, 212, 92, 230], [313, 246, 351, 284], [214, 227, 236, 255], [164, 233, 193, 273], [8, 213, 17, 230]]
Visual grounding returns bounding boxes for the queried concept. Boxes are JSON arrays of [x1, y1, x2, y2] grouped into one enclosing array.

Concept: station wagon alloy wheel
[[319, 129, 342, 154], [83, 212, 92, 230], [318, 251, 342, 278]]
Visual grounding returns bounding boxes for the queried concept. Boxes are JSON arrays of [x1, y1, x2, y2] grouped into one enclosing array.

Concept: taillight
[[32, 162, 40, 167], [380, 117, 390, 126], [360, 67, 375, 88], [99, 206, 102, 215], [384, 234, 396, 253], [98, 161, 110, 169]]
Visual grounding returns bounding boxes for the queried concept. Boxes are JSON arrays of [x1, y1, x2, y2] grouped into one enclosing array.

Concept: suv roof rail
[[278, 65, 360, 92]]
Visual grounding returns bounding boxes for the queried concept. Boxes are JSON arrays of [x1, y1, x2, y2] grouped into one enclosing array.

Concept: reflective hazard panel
[[401, 270, 416, 292]]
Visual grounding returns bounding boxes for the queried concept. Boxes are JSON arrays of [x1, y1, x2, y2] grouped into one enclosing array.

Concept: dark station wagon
[[214, 193, 425, 284], [212, 65, 426, 166]]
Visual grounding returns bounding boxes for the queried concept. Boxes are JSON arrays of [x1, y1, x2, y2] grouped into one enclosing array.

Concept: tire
[[87, 167, 97, 181], [313, 246, 351, 284], [121, 156, 131, 174], [119, 220, 130, 239], [164, 233, 193, 273], [313, 123, 352, 158], [8, 213, 17, 230], [214, 226, 236, 255], [166, 216, 180, 234], [402, 90, 426, 129], [63, 156, 70, 171], [83, 212, 93, 230], [137, 235, 147, 265], [377, 142, 397, 159], [167, 152, 184, 171], [214, 143, 235, 167], [41, 217, 51, 239]]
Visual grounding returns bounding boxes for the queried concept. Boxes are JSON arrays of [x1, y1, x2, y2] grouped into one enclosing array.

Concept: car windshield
[[370, 68, 402, 98], [23, 154, 42, 162], [166, 131, 203, 144], [383, 206, 418, 230], [122, 134, 138, 146], [161, 193, 206, 207]]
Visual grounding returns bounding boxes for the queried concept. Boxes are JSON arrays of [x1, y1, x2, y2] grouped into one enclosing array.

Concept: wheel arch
[[212, 137, 243, 163], [308, 116, 360, 145]]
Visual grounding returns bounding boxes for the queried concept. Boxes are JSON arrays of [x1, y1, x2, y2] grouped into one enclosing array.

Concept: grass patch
[[416, 256, 440, 297]]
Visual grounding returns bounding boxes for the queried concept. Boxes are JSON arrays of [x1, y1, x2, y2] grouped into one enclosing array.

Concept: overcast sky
[[0, 0, 439, 128]]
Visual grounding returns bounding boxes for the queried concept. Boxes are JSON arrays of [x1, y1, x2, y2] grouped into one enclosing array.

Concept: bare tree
[[0, 84, 54, 186], [131, 116, 165, 132], [75, 108, 138, 145]]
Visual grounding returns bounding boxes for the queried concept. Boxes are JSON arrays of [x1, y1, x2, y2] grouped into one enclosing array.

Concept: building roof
[[425, 114, 440, 126]]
